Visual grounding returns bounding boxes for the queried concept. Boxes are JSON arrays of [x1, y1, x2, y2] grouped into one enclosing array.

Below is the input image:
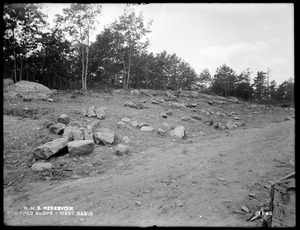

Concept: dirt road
[[4, 118, 295, 226]]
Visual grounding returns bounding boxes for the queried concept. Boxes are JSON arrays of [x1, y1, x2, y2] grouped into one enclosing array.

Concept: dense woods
[[3, 3, 294, 106]]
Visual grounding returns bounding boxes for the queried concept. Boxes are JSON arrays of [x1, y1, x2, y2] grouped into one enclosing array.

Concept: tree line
[[3, 3, 294, 106]]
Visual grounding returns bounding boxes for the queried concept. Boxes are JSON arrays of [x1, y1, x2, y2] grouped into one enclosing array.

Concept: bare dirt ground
[[3, 89, 295, 226]]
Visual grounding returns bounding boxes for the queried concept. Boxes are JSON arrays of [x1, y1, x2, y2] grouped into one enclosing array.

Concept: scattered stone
[[117, 121, 127, 128], [215, 111, 221, 116], [130, 120, 139, 128], [235, 121, 244, 127], [166, 110, 173, 116], [157, 128, 167, 136], [152, 99, 159, 104], [208, 101, 213, 105], [230, 111, 238, 115], [95, 108, 106, 120], [87, 106, 96, 117], [81, 109, 87, 117], [63, 126, 75, 141], [181, 116, 191, 121], [234, 116, 240, 120], [115, 144, 129, 156], [284, 117, 292, 121], [186, 103, 197, 108], [68, 140, 94, 157], [31, 162, 53, 172], [94, 128, 115, 145], [57, 114, 70, 125], [160, 112, 168, 118], [175, 200, 184, 207], [43, 120, 55, 129], [140, 100, 147, 103], [122, 136, 132, 144], [49, 123, 66, 135], [225, 120, 237, 130], [68, 121, 82, 128], [170, 126, 186, 139], [190, 115, 202, 121], [121, 117, 131, 123], [47, 98, 54, 102], [90, 120, 101, 132], [140, 126, 155, 132], [241, 205, 250, 213], [135, 201, 142, 206], [84, 127, 93, 140], [124, 101, 135, 107], [161, 122, 171, 132], [168, 102, 186, 109], [32, 138, 68, 160], [138, 122, 150, 128], [73, 127, 84, 140]]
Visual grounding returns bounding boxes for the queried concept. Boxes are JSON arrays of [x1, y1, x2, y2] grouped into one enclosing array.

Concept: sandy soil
[[3, 90, 295, 226]]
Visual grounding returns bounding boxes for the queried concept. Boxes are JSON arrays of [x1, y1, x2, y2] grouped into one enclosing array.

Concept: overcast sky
[[42, 3, 294, 85]]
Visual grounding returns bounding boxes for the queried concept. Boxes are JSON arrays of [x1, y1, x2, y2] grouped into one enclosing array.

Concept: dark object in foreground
[[263, 172, 295, 227]]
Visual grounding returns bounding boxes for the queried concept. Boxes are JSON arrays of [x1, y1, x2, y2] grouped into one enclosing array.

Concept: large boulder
[[6, 80, 52, 100], [170, 126, 186, 139], [32, 138, 68, 160], [68, 140, 94, 157]]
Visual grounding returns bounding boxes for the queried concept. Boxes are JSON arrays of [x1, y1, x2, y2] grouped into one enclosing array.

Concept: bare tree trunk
[[19, 54, 23, 81], [85, 46, 89, 92], [122, 54, 127, 89], [81, 44, 85, 91], [13, 28, 17, 83], [126, 46, 132, 89]]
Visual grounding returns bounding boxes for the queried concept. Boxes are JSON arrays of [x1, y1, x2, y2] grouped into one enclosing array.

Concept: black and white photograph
[[3, 3, 295, 227]]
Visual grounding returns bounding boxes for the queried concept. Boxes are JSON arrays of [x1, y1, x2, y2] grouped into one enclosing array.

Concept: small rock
[[215, 111, 221, 116], [168, 102, 186, 109], [95, 108, 106, 120], [115, 144, 129, 156], [135, 201, 142, 206], [241, 205, 250, 213], [68, 140, 94, 157], [175, 200, 184, 207], [47, 98, 54, 102], [94, 128, 115, 145], [181, 116, 191, 121], [190, 115, 202, 121], [68, 121, 82, 128], [165, 110, 173, 116], [160, 112, 168, 118], [121, 117, 131, 123], [170, 126, 186, 139], [157, 128, 167, 136], [84, 127, 93, 140], [117, 121, 127, 128], [90, 120, 101, 132], [234, 116, 240, 120], [140, 126, 155, 132], [138, 122, 150, 128], [87, 106, 96, 117], [124, 101, 135, 107], [152, 100, 159, 104], [122, 136, 132, 144], [225, 120, 237, 130], [186, 103, 196, 108], [49, 123, 66, 135], [57, 114, 70, 125], [73, 127, 84, 140], [81, 109, 87, 117], [161, 122, 171, 132], [284, 117, 292, 121], [31, 162, 53, 172], [43, 120, 55, 129], [130, 120, 139, 128], [32, 138, 68, 160], [235, 121, 244, 127]]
